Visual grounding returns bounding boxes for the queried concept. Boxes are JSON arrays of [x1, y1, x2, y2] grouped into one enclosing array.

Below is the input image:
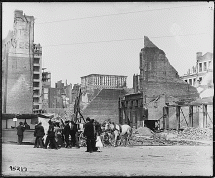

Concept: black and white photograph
[[2, 2, 213, 176]]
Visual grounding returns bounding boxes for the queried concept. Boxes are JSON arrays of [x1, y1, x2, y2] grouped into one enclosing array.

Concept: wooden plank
[[176, 106, 180, 131], [189, 106, 193, 127]]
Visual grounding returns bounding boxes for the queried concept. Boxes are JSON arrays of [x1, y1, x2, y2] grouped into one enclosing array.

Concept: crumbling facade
[[2, 10, 35, 114], [120, 36, 199, 128], [2, 10, 44, 114], [134, 36, 198, 99]]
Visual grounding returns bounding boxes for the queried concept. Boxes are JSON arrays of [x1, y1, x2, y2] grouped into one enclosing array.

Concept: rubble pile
[[128, 127, 212, 146], [132, 127, 154, 136], [176, 127, 213, 141]]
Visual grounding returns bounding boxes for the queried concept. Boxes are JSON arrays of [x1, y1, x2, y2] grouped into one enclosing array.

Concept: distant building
[[180, 52, 213, 86], [48, 80, 72, 109], [48, 88, 57, 108], [41, 68, 51, 112], [80, 74, 127, 103], [33, 44, 43, 113], [81, 74, 127, 92], [71, 84, 81, 103]]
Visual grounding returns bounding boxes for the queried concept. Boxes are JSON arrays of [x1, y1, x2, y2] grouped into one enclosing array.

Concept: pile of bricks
[[130, 133, 207, 146], [176, 127, 213, 141], [129, 127, 212, 146]]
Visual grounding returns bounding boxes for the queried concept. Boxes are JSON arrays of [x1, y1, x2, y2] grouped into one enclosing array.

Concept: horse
[[104, 121, 132, 147]]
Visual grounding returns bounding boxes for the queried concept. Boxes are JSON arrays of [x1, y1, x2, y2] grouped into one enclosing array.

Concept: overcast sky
[[2, 2, 214, 88]]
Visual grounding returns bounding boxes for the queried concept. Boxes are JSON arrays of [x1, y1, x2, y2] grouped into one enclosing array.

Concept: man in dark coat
[[90, 119, 98, 152], [34, 123, 39, 148], [44, 120, 58, 149], [64, 121, 70, 148], [16, 122, 25, 145], [34, 122, 45, 148], [70, 121, 80, 148], [83, 117, 94, 153]]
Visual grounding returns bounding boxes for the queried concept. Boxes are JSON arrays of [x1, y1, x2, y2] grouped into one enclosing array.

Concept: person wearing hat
[[44, 120, 58, 149], [64, 120, 71, 148], [34, 122, 39, 148], [34, 122, 45, 148], [90, 119, 98, 152], [83, 117, 94, 153], [70, 120, 80, 148], [16, 122, 25, 145]]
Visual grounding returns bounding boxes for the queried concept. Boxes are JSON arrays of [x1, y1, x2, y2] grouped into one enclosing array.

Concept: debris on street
[[172, 127, 213, 141], [129, 127, 212, 146]]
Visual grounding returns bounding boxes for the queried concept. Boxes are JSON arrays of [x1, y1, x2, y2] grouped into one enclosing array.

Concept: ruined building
[[2, 10, 43, 114], [79, 74, 127, 123], [120, 36, 199, 129], [134, 36, 198, 99]]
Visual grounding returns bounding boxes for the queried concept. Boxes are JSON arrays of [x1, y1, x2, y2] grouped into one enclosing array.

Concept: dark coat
[[36, 125, 45, 137], [47, 125, 55, 137], [83, 122, 94, 139], [64, 124, 70, 136], [70, 124, 78, 135], [34, 125, 39, 137], [17, 125, 25, 135]]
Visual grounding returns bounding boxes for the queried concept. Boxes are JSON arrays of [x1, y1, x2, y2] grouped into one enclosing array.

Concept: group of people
[[16, 116, 104, 152], [33, 119, 79, 150]]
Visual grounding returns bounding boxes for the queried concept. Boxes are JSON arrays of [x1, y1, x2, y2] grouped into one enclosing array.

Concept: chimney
[[196, 52, 202, 61]]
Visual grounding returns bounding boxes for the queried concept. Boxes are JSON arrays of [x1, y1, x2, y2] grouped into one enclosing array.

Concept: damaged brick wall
[[2, 10, 34, 114], [139, 36, 198, 99]]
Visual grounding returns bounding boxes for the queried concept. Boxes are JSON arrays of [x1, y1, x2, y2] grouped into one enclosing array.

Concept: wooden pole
[[189, 105, 193, 127], [163, 107, 166, 130], [166, 107, 169, 130], [203, 104, 207, 128], [176, 106, 180, 131], [163, 107, 169, 130]]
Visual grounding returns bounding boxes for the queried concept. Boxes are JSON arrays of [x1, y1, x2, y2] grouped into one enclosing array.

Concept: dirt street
[[2, 143, 213, 176]]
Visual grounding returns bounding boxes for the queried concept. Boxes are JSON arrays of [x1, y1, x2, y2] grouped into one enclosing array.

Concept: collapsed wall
[[131, 36, 200, 126], [82, 89, 126, 124], [139, 36, 199, 99]]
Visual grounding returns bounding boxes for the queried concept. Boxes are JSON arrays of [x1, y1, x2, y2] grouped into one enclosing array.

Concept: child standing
[[96, 135, 103, 152]]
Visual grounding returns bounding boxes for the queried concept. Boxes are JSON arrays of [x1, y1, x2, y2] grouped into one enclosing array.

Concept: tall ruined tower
[[2, 10, 34, 114], [139, 36, 198, 100]]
